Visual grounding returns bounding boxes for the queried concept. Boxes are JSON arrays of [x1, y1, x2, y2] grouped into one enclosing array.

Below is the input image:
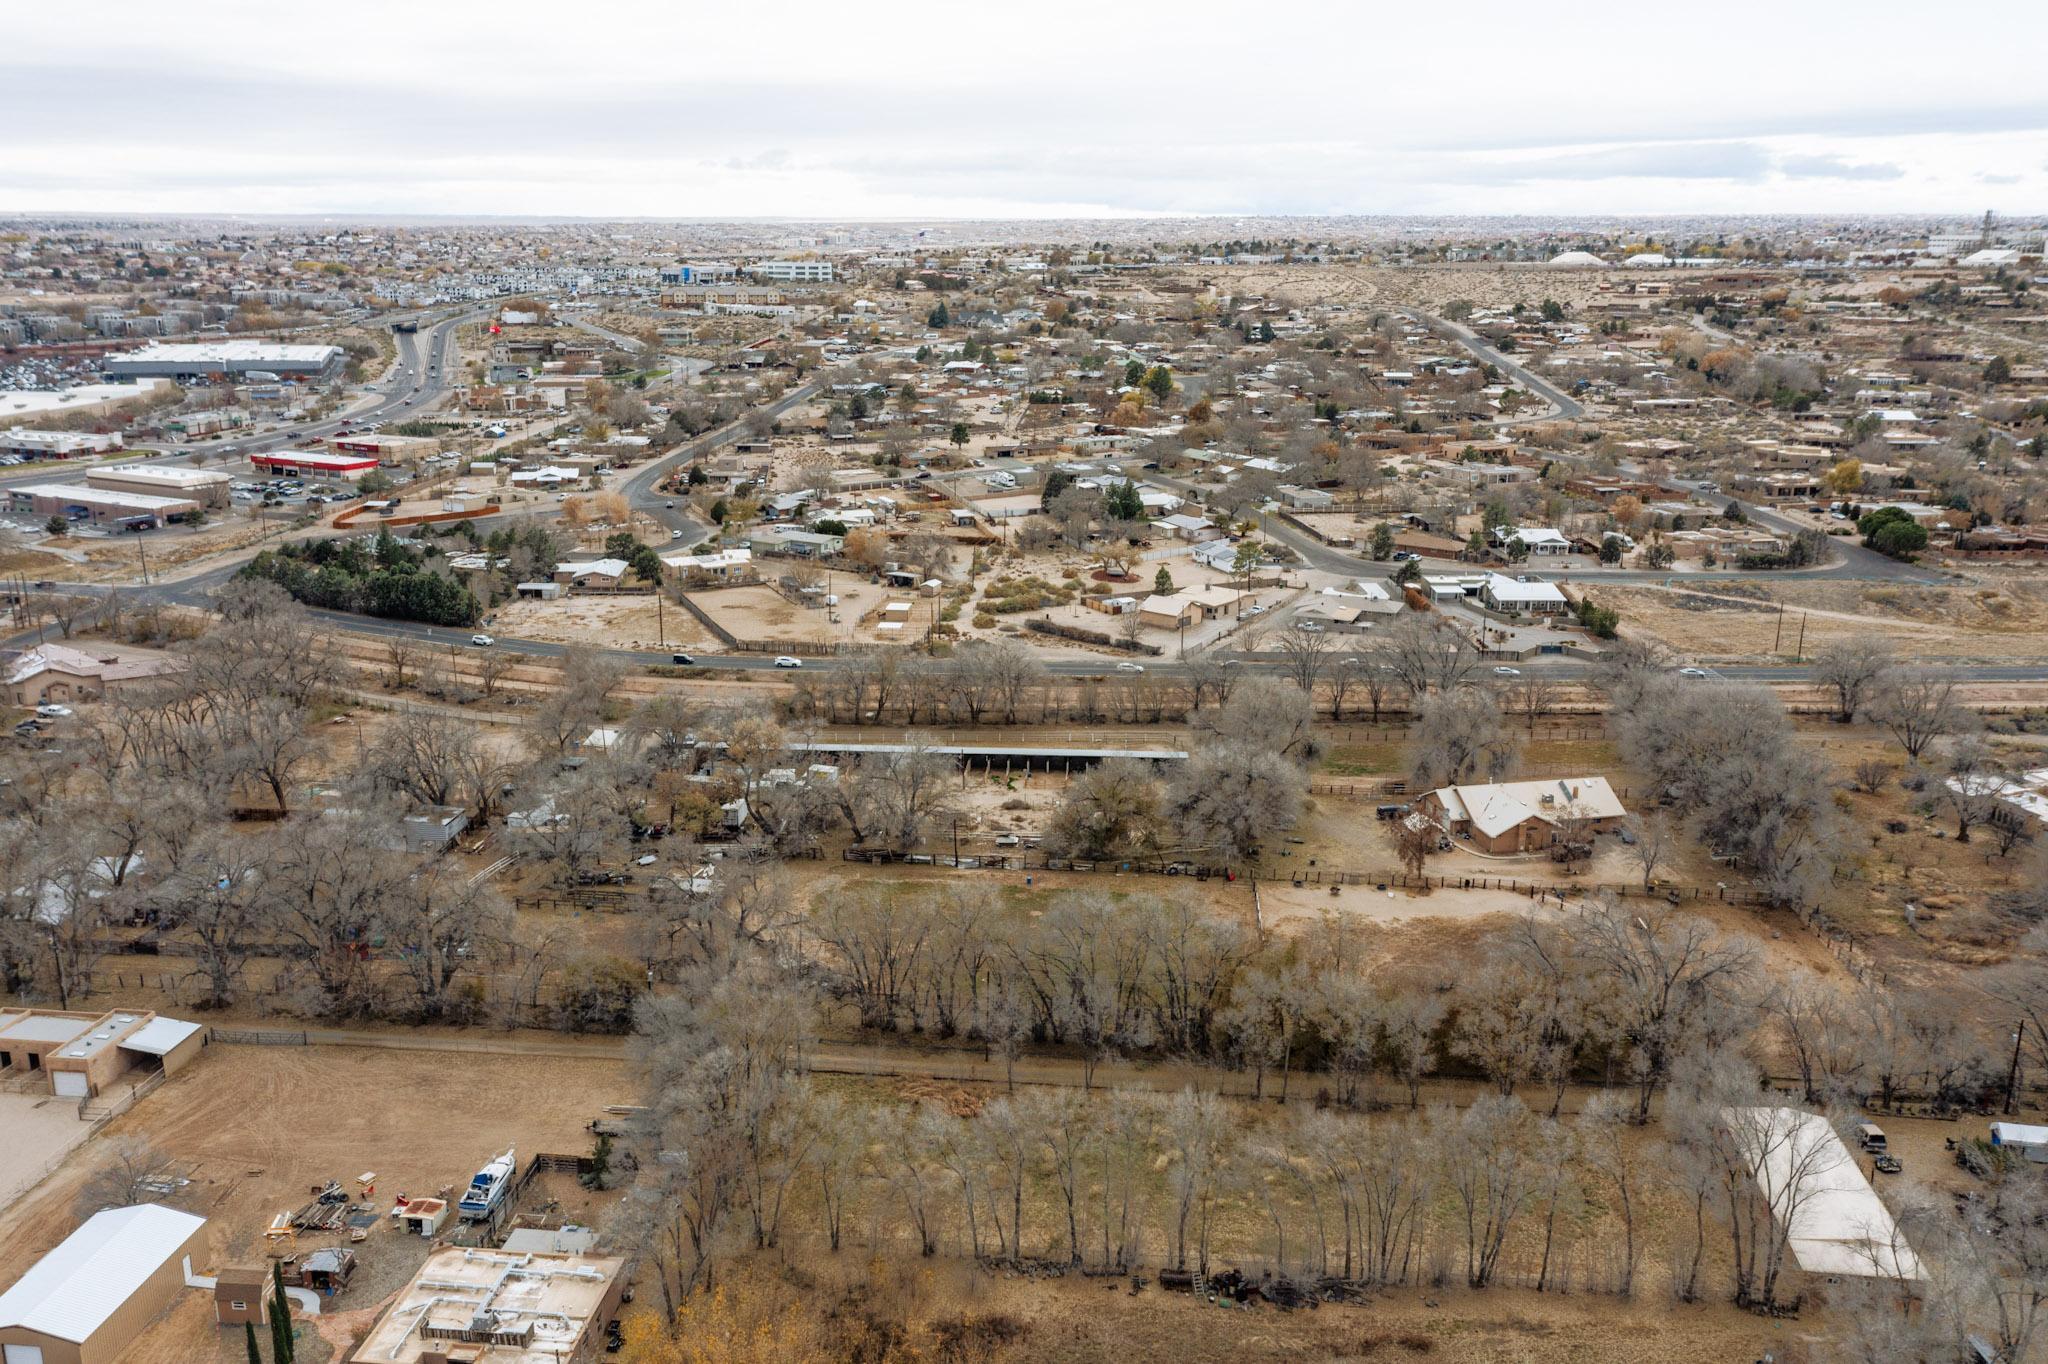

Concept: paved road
[[1399, 307, 1586, 421]]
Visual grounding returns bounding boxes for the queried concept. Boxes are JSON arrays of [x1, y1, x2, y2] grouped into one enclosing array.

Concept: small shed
[[212, 1267, 267, 1326], [294, 1249, 356, 1295], [392, 1196, 449, 1238]]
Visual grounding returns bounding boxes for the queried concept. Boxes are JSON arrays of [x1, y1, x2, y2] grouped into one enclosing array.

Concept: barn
[[0, 1204, 208, 1364]]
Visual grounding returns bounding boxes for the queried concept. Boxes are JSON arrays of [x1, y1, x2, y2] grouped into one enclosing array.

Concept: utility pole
[[1772, 604, 1783, 653], [1795, 612, 1807, 656], [656, 586, 664, 648], [2007, 1020, 2027, 1115], [137, 538, 150, 586]]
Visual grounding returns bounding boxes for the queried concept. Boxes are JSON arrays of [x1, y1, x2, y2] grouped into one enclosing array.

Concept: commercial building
[[0, 1204, 210, 1364], [744, 258, 835, 283], [0, 430, 121, 460], [84, 463, 232, 509], [0, 1008, 209, 1099], [251, 449, 380, 479], [6, 482, 203, 529], [329, 433, 438, 463], [0, 381, 171, 424], [348, 1246, 627, 1364], [105, 341, 344, 383]]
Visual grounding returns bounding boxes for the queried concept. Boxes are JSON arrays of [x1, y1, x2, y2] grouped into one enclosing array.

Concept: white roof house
[[1481, 572, 1568, 609], [1428, 776, 1627, 840], [1728, 1107, 1925, 1281], [0, 1203, 208, 1349]]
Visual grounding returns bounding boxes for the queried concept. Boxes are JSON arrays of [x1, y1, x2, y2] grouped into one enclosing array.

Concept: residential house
[[1418, 776, 1628, 854]]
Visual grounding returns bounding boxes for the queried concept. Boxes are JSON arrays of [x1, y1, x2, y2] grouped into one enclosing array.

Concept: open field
[[1608, 572, 2048, 664]]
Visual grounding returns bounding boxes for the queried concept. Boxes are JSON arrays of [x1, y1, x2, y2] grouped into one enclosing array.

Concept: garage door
[[6, 1342, 49, 1364], [50, 1072, 88, 1098]]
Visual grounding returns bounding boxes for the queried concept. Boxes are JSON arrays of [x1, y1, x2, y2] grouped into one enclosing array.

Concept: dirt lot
[[1160, 262, 1627, 315], [0, 1044, 628, 1364], [485, 593, 711, 652], [0, 1092, 97, 1212], [1606, 573, 2048, 663], [690, 579, 898, 647]]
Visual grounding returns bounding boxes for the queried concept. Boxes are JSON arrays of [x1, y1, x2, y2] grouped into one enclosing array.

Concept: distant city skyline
[[7, 0, 2046, 219]]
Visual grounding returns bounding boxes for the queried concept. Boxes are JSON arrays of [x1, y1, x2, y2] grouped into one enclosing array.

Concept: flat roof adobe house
[[0, 1008, 209, 1100], [348, 1246, 627, 1364], [0, 1204, 209, 1364]]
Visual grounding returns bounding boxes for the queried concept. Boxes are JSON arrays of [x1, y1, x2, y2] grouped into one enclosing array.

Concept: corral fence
[[212, 1027, 313, 1046]]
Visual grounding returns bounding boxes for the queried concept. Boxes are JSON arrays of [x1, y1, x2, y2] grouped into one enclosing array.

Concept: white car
[[1492, 666, 1522, 677], [35, 704, 72, 718], [470, 634, 495, 647], [773, 656, 803, 668], [1678, 666, 1709, 678], [1116, 662, 1145, 673]]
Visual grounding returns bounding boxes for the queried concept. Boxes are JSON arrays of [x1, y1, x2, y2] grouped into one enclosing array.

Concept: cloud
[[1981, 172, 2021, 185], [1778, 154, 1905, 180], [1456, 141, 1774, 184]]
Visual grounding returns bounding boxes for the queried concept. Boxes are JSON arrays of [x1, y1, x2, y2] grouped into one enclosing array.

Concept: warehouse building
[[0, 1204, 209, 1364], [6, 483, 203, 529], [105, 341, 343, 383], [84, 463, 231, 509]]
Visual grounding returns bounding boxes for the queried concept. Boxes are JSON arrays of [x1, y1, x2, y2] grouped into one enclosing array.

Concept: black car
[[671, 653, 697, 666]]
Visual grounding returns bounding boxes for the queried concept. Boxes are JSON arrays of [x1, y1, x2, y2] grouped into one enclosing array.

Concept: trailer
[[1989, 1122, 2048, 1163]]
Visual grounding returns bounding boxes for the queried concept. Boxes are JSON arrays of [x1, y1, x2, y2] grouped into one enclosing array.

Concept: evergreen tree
[[1154, 566, 1173, 594], [270, 1262, 295, 1364], [245, 1319, 264, 1364], [1370, 522, 1396, 561]]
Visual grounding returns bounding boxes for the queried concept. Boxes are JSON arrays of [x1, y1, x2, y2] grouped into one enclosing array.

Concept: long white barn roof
[[0, 1203, 205, 1343]]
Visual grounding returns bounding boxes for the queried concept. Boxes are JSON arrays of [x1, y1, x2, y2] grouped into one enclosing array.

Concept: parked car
[[773, 656, 803, 668], [470, 634, 495, 646], [1874, 1155, 1902, 1175], [35, 704, 72, 718]]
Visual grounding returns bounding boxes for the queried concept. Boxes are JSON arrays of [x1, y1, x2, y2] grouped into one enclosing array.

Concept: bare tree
[[1410, 686, 1520, 789], [1814, 638, 1896, 723], [1870, 669, 1970, 760]]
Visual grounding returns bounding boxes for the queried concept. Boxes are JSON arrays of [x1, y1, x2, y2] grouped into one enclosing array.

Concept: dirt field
[[1159, 263, 1626, 316], [690, 579, 899, 647], [1606, 573, 2048, 663], [0, 1044, 628, 1364], [486, 592, 710, 652]]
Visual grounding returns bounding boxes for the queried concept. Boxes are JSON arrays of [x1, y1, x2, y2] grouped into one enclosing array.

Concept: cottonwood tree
[[1189, 675, 1321, 763], [1870, 669, 1969, 759], [1410, 686, 1520, 789], [1438, 1093, 1537, 1289], [1043, 758, 1165, 861], [386, 863, 510, 1021], [1814, 637, 1896, 723], [1937, 734, 2005, 843], [1165, 739, 1305, 864], [163, 834, 268, 1010], [1163, 1087, 1232, 1275], [1565, 896, 1760, 1120]]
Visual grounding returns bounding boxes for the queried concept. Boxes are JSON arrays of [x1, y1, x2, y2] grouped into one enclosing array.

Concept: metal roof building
[[0, 1204, 208, 1364], [105, 341, 343, 382]]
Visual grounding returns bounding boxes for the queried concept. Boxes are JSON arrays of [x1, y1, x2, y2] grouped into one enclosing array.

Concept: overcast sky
[[7, 1, 2046, 220]]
